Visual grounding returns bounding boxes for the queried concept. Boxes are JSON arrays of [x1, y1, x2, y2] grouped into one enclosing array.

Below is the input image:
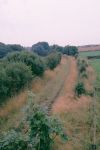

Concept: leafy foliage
[[46, 52, 61, 70], [4, 51, 45, 76], [0, 62, 33, 104], [32, 42, 51, 56], [0, 42, 25, 58], [75, 82, 86, 97], [0, 130, 28, 150], [31, 42, 78, 57], [63, 46, 78, 56], [0, 95, 68, 150], [77, 59, 88, 78]]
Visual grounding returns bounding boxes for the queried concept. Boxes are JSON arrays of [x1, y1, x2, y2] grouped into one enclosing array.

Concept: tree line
[[0, 42, 78, 58]]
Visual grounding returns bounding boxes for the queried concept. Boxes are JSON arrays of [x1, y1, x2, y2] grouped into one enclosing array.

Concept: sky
[[0, 0, 100, 46]]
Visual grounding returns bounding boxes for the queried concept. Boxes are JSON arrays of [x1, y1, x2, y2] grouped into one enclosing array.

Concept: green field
[[79, 51, 100, 58], [79, 51, 100, 148], [90, 59, 100, 85], [90, 59, 100, 148]]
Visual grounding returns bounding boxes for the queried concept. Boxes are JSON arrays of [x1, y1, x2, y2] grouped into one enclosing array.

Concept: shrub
[[75, 82, 86, 97], [0, 62, 33, 104], [80, 71, 88, 79], [28, 105, 67, 150], [77, 59, 88, 75], [46, 52, 61, 70], [4, 51, 45, 76]]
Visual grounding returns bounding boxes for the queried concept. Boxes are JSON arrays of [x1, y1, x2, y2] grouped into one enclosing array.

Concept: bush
[[4, 51, 45, 76], [75, 82, 86, 97], [0, 62, 33, 104], [28, 105, 67, 150], [80, 71, 88, 79], [46, 52, 61, 70], [77, 59, 88, 74]]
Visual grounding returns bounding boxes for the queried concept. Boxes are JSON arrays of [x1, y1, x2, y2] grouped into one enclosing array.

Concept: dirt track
[[52, 57, 91, 113]]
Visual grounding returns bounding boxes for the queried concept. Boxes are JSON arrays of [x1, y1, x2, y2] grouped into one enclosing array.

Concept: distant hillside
[[78, 45, 100, 52]]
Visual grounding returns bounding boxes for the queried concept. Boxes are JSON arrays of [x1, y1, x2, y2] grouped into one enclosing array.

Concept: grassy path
[[52, 57, 78, 113], [52, 57, 94, 150]]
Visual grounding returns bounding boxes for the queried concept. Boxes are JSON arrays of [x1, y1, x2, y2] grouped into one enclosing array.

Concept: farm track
[[51, 58, 96, 149], [40, 56, 71, 113], [52, 57, 78, 113]]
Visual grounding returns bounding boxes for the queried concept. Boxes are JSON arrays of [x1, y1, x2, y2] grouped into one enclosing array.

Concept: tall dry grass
[[0, 91, 28, 118]]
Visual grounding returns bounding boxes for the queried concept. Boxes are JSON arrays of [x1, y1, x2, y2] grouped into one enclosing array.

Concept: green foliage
[[75, 82, 86, 97], [0, 42, 24, 58], [32, 42, 51, 56], [4, 51, 45, 76], [80, 71, 88, 79], [77, 59, 88, 78], [0, 130, 28, 150], [0, 96, 68, 150], [27, 105, 67, 150], [31, 42, 78, 57], [50, 45, 64, 53], [46, 52, 61, 70], [63, 46, 78, 56], [0, 62, 33, 104]]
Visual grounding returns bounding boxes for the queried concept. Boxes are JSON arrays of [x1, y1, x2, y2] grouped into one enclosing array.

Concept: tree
[[63, 46, 78, 56], [0, 43, 25, 58], [32, 42, 51, 56]]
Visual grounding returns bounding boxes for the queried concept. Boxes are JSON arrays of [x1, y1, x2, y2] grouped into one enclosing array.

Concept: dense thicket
[[0, 62, 32, 104], [31, 42, 51, 56], [46, 52, 61, 70], [4, 51, 45, 76], [0, 43, 25, 58]]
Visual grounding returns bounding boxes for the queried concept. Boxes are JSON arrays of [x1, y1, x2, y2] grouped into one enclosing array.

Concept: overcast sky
[[0, 0, 100, 46]]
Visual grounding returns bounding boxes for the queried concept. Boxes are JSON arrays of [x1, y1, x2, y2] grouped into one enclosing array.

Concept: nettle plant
[[0, 93, 68, 150]]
